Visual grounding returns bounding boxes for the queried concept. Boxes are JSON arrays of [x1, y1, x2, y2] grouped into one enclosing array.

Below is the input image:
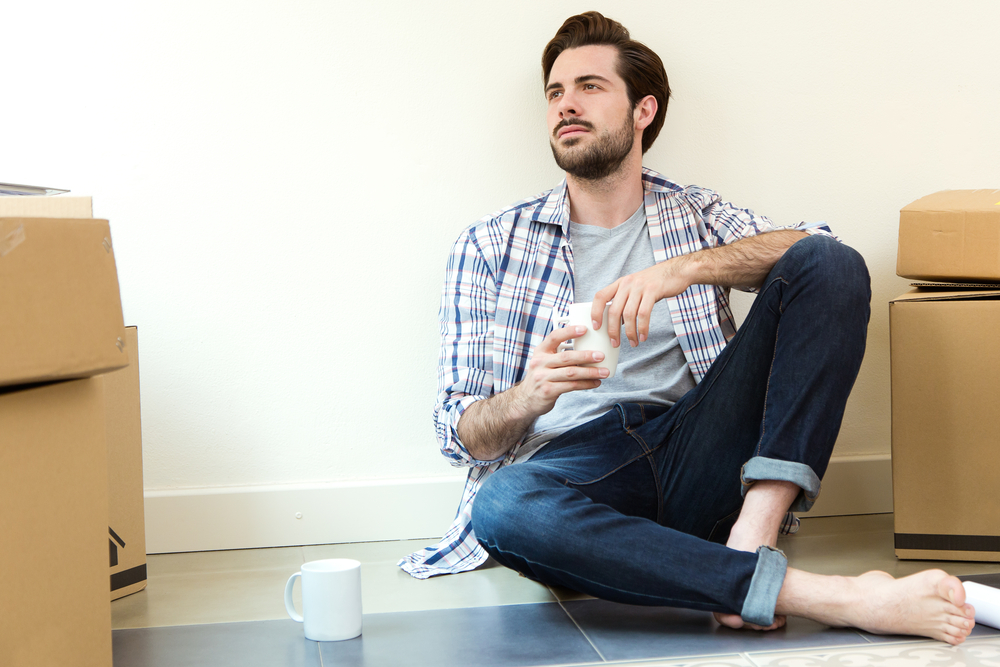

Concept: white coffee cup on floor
[[284, 559, 362, 641], [556, 301, 621, 379]]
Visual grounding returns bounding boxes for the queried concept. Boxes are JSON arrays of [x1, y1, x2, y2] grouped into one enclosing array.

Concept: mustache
[[553, 118, 595, 138]]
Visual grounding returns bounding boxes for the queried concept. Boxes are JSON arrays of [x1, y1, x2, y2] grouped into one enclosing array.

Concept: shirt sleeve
[[688, 186, 839, 247], [433, 226, 498, 468]]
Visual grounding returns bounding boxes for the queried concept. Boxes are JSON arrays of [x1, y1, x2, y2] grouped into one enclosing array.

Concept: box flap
[[891, 287, 1000, 303], [0, 217, 127, 386], [902, 189, 1000, 213]]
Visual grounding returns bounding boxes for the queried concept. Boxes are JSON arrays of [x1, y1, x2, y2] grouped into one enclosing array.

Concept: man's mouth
[[556, 121, 593, 139]]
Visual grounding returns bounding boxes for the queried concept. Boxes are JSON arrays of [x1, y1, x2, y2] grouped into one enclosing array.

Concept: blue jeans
[[470, 235, 871, 626]]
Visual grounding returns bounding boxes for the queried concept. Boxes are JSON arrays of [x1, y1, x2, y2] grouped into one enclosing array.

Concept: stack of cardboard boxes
[[0, 197, 146, 667], [891, 190, 1000, 562]]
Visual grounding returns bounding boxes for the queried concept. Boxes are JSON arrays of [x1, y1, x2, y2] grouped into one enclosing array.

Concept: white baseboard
[[144, 455, 892, 554], [144, 477, 466, 554]]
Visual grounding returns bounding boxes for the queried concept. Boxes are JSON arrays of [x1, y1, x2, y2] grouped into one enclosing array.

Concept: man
[[399, 11, 975, 644]]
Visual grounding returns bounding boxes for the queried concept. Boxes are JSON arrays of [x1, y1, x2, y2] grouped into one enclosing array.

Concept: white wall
[[5, 2, 1000, 514]]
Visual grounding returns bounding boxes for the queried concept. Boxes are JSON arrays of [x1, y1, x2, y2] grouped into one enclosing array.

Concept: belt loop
[[615, 403, 630, 430]]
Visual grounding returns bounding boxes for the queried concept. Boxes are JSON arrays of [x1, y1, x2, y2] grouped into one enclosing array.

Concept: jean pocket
[[615, 402, 669, 430]]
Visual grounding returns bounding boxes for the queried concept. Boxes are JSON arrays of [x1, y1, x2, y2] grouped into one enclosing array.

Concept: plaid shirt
[[398, 168, 833, 579]]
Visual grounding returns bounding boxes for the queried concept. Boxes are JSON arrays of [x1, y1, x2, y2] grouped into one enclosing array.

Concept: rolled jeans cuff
[[741, 456, 821, 512], [740, 545, 788, 626]]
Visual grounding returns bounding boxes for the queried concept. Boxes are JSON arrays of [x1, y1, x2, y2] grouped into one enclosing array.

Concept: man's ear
[[634, 94, 658, 131]]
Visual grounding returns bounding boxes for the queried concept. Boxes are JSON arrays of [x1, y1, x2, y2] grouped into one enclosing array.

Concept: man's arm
[[457, 324, 608, 461], [593, 230, 807, 348], [438, 222, 609, 464]]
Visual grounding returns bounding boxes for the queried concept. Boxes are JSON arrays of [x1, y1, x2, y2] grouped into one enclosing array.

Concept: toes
[[713, 612, 744, 630], [935, 572, 966, 605], [940, 631, 965, 646], [714, 612, 785, 632], [952, 613, 975, 633], [745, 621, 781, 631], [944, 616, 972, 636]]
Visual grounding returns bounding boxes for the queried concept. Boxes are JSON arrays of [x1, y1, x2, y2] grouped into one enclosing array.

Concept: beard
[[550, 111, 635, 181]]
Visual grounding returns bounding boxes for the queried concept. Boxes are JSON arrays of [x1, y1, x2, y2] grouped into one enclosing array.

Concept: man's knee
[[472, 463, 568, 551], [471, 465, 538, 548], [783, 234, 871, 317]]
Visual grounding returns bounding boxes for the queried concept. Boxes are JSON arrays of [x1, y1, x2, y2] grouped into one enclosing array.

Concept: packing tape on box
[[0, 224, 26, 257], [964, 581, 1000, 630]]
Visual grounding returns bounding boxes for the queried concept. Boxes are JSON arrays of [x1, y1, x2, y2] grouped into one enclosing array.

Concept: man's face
[[545, 44, 637, 181]]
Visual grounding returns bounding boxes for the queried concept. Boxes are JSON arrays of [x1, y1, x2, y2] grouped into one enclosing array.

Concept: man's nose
[[557, 92, 579, 118]]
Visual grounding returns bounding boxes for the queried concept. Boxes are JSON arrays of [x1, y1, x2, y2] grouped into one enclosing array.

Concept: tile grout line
[[555, 598, 607, 662], [859, 630, 878, 644]]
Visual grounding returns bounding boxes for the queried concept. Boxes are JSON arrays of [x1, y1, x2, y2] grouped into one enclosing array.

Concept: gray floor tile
[[110, 514, 1000, 665], [113, 620, 321, 667], [547, 582, 596, 603], [303, 544, 556, 614], [317, 603, 601, 667], [112, 563, 304, 629], [561, 599, 870, 661]]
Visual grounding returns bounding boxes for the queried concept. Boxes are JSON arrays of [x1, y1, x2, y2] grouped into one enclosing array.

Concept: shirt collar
[[529, 167, 673, 237]]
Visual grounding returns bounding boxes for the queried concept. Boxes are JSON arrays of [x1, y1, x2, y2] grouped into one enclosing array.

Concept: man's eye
[[584, 84, 598, 90], [549, 91, 562, 100]]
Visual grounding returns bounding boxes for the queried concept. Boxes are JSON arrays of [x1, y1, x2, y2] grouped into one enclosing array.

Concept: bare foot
[[714, 611, 787, 631], [850, 570, 975, 645], [712, 480, 798, 631], [712, 516, 787, 631], [778, 569, 976, 646]]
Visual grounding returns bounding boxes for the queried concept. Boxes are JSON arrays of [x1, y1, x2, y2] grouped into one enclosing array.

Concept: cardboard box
[[897, 190, 1000, 282], [106, 326, 147, 600], [0, 377, 113, 667], [0, 195, 93, 218], [890, 286, 1000, 560], [0, 217, 128, 387]]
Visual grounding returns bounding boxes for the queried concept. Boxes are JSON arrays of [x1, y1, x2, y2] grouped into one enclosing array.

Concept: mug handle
[[555, 316, 575, 352], [284, 572, 303, 622]]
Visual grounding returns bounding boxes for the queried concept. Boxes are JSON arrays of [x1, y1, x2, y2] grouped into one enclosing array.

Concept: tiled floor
[[112, 514, 1000, 666]]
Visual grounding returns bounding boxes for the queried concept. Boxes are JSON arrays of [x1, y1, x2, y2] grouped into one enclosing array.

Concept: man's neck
[[565, 154, 645, 229]]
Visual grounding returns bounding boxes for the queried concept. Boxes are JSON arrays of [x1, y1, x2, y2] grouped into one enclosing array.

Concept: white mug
[[556, 301, 621, 378], [284, 559, 362, 641]]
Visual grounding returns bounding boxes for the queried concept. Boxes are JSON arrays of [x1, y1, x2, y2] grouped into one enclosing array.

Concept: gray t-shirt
[[517, 204, 696, 460]]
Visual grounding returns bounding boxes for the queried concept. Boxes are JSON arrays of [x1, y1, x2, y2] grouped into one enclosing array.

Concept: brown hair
[[542, 11, 670, 154]]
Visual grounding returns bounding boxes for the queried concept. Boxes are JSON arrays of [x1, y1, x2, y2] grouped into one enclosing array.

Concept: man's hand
[[518, 323, 610, 413], [591, 230, 808, 348], [457, 323, 608, 461], [591, 259, 691, 349]]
